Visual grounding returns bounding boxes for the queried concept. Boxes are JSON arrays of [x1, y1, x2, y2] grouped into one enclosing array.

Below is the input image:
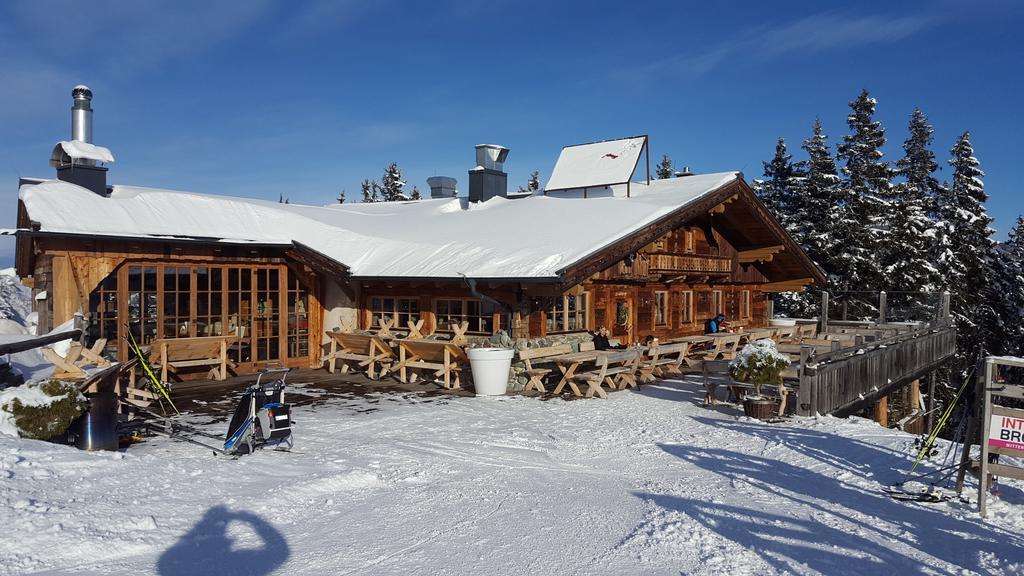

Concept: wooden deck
[[162, 367, 475, 420], [795, 322, 957, 417]]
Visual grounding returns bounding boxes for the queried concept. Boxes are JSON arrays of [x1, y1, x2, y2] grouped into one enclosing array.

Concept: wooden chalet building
[[12, 88, 824, 378]]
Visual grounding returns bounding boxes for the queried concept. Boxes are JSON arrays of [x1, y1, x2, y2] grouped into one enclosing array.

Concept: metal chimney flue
[[427, 176, 458, 199], [52, 85, 111, 196], [71, 85, 93, 145], [469, 144, 509, 203]]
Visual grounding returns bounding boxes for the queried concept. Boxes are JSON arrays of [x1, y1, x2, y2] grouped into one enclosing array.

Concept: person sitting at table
[[643, 335, 658, 347], [592, 326, 624, 351], [704, 313, 728, 334]]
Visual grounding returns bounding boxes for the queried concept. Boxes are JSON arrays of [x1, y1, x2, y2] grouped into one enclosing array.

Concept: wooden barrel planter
[[743, 397, 779, 420]]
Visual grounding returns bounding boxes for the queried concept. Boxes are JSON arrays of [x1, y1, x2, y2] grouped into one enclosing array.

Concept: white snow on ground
[[1, 378, 1022, 576]]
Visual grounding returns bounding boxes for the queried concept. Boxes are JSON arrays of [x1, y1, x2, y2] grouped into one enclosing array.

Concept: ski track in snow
[[1, 377, 1023, 576]]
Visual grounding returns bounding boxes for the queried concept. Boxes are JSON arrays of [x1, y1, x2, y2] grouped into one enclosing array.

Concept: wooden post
[[937, 291, 951, 321], [979, 358, 994, 518], [798, 345, 812, 416], [878, 291, 887, 325], [874, 395, 888, 428], [926, 372, 936, 433], [767, 298, 774, 322], [909, 379, 921, 411], [820, 292, 829, 335]]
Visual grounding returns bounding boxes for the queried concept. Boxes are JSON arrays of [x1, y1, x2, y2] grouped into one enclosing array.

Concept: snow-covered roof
[[544, 136, 646, 192], [18, 172, 740, 280], [50, 141, 115, 165]]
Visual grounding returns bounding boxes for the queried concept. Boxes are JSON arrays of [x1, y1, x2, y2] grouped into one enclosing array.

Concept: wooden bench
[[702, 359, 791, 416], [771, 326, 797, 343], [569, 349, 642, 398], [43, 338, 112, 380], [701, 333, 741, 361], [795, 324, 817, 340], [518, 344, 572, 393], [325, 330, 395, 380], [645, 342, 691, 379], [148, 335, 238, 382], [393, 339, 469, 389]]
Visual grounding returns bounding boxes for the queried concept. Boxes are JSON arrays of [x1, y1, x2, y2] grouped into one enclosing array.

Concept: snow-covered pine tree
[[752, 137, 801, 231], [887, 109, 942, 318], [773, 119, 842, 318], [380, 162, 407, 201], [935, 131, 996, 375], [337, 190, 346, 204], [986, 216, 1024, 356], [410, 186, 422, 200], [655, 155, 673, 179], [528, 170, 540, 192], [835, 89, 893, 310], [361, 179, 381, 203]]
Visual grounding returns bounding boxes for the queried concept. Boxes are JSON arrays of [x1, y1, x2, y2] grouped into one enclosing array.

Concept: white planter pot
[[769, 318, 797, 327], [467, 347, 515, 396]]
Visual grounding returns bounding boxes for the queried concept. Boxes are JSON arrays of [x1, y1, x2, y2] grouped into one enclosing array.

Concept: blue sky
[[1, 0, 1021, 268]]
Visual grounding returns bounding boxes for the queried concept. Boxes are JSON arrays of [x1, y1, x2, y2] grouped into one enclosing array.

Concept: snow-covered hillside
[[0, 268, 33, 334], [1, 377, 1021, 575]]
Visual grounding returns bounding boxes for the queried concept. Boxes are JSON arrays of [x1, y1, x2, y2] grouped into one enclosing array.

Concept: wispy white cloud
[[643, 10, 942, 78]]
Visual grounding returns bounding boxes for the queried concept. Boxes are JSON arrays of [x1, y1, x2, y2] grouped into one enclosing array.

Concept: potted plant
[[729, 338, 791, 419]]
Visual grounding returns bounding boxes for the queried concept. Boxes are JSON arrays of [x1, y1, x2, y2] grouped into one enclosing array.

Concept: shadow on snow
[[157, 505, 289, 576]]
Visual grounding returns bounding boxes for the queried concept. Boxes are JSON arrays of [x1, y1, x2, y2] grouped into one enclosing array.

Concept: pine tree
[[774, 120, 843, 317], [655, 155, 674, 179], [987, 216, 1024, 356], [835, 89, 893, 307], [887, 109, 941, 317], [935, 131, 995, 375], [409, 186, 422, 200], [380, 162, 407, 201], [528, 170, 540, 192], [337, 190, 346, 204], [753, 138, 802, 230], [361, 179, 381, 203]]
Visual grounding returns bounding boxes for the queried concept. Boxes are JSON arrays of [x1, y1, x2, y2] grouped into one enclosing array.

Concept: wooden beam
[[708, 194, 738, 215], [874, 395, 888, 428], [759, 277, 814, 293], [737, 244, 784, 263]]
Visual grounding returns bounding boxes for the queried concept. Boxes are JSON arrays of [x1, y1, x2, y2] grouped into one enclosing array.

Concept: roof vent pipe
[[71, 85, 93, 146], [674, 166, 694, 177], [427, 176, 458, 199], [469, 144, 509, 203]]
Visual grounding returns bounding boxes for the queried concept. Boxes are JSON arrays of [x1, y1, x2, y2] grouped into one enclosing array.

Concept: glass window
[[547, 293, 589, 333], [740, 290, 751, 319], [654, 291, 668, 327], [680, 291, 694, 324]]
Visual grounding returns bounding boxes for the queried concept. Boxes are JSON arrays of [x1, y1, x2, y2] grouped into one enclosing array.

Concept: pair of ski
[[122, 325, 178, 415]]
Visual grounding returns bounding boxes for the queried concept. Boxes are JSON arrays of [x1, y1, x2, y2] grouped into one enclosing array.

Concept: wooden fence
[[795, 322, 957, 416]]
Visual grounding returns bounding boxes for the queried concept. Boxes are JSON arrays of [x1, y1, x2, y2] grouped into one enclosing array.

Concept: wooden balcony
[[597, 253, 733, 281]]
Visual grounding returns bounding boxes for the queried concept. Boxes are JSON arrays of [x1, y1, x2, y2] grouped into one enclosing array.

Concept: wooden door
[[612, 297, 633, 345]]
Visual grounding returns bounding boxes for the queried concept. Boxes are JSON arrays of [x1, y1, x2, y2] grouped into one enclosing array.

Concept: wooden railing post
[[878, 291, 887, 324], [820, 292, 829, 335]]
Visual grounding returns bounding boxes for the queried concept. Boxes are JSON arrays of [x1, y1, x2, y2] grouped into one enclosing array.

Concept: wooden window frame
[[712, 290, 723, 317], [547, 293, 589, 334], [740, 289, 751, 320], [680, 290, 694, 324], [369, 296, 421, 330], [684, 229, 695, 253], [432, 297, 499, 335], [654, 290, 669, 328]]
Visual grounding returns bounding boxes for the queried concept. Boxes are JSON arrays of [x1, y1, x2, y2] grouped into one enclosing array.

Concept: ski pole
[[909, 367, 973, 475]]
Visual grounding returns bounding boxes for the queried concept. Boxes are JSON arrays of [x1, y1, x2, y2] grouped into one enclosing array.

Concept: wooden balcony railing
[[598, 253, 733, 280], [646, 253, 733, 274]]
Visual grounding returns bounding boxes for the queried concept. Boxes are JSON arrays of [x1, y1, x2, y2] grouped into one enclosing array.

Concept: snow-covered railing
[[795, 321, 957, 417]]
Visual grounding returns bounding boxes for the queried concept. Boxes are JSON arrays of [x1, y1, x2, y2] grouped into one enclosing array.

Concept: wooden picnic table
[[549, 348, 649, 396], [549, 350, 602, 396]]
